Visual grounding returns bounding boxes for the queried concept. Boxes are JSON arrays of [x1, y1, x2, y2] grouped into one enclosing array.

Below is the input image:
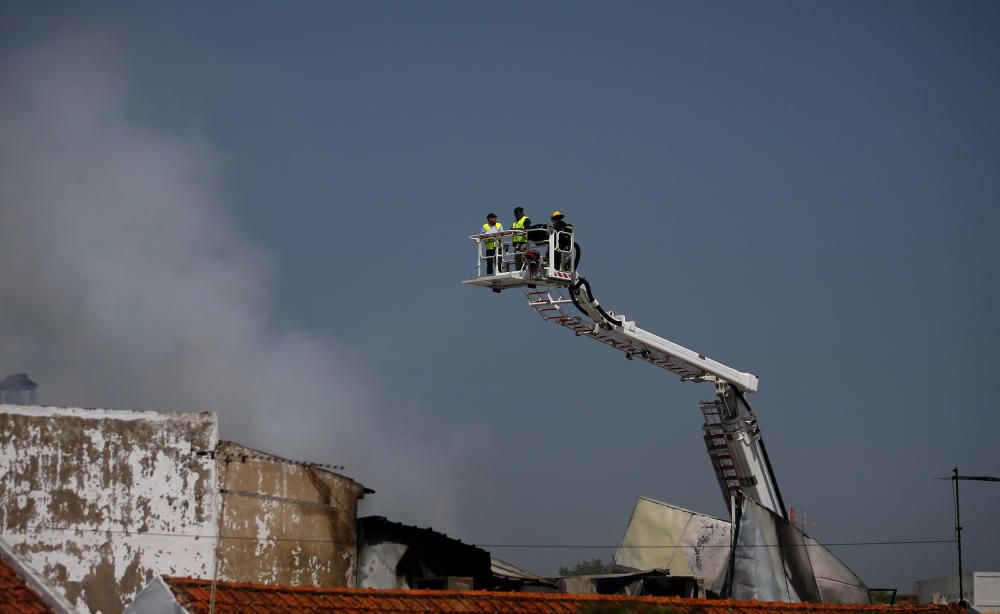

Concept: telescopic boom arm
[[464, 227, 786, 518], [559, 278, 758, 393]]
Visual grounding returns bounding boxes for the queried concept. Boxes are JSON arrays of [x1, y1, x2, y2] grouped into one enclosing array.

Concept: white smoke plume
[[0, 28, 458, 527]]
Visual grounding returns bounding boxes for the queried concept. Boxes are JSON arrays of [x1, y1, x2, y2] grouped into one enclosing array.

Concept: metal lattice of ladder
[[526, 290, 707, 382], [700, 400, 743, 496]]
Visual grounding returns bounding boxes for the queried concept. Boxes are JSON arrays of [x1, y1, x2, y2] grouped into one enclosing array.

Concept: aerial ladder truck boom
[[464, 226, 787, 520]]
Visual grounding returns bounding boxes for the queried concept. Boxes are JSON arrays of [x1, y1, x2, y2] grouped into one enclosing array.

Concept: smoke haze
[[3, 5, 998, 587], [0, 28, 458, 527]]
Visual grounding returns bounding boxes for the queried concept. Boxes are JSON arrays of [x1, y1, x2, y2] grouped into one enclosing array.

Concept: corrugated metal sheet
[[490, 557, 548, 583]]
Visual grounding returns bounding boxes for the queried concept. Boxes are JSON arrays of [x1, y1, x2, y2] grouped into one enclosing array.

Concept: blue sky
[[2, 0, 998, 590]]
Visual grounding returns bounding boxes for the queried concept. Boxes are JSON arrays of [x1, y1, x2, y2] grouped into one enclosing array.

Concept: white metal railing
[[468, 227, 575, 281]]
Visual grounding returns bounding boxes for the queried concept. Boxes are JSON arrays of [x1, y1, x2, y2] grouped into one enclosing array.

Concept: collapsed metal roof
[[614, 495, 872, 605]]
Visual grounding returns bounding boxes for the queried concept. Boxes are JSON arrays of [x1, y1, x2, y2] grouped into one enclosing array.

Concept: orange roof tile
[[163, 577, 964, 614], [0, 558, 53, 614]]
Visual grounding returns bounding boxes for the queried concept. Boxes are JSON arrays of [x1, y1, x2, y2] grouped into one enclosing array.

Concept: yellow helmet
[[550, 210, 564, 220]]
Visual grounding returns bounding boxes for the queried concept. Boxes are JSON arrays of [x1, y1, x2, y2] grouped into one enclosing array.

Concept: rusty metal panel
[[613, 496, 731, 595]]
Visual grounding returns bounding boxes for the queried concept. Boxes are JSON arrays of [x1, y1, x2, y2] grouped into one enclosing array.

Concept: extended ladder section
[[699, 392, 786, 518], [525, 286, 785, 519], [526, 288, 758, 393]]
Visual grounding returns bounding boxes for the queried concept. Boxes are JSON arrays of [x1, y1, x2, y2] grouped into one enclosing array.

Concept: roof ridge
[[161, 577, 953, 611], [214, 441, 366, 488]]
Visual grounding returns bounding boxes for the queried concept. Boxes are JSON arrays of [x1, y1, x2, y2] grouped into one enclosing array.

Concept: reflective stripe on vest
[[512, 216, 528, 242], [482, 222, 502, 249]]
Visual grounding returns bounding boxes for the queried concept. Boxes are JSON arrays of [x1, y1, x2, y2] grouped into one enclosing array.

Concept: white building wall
[[0, 405, 219, 614], [916, 572, 1000, 612]]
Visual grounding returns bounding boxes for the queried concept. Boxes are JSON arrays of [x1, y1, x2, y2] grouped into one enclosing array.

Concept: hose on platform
[[570, 276, 622, 327]]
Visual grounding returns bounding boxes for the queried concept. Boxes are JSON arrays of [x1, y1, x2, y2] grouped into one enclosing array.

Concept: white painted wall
[[0, 405, 220, 614], [916, 572, 1000, 612]]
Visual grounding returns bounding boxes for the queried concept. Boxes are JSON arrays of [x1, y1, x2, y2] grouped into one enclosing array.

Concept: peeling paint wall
[[215, 441, 365, 588], [0, 406, 368, 612], [0, 405, 219, 614]]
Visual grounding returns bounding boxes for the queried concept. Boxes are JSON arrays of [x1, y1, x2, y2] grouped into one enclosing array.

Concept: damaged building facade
[[2, 405, 874, 611], [215, 440, 370, 588], [0, 404, 369, 614], [613, 495, 871, 604]]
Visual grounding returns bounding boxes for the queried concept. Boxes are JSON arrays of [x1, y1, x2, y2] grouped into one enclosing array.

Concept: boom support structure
[[527, 287, 786, 519]]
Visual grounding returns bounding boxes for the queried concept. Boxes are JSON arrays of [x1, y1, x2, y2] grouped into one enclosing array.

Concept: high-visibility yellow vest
[[512, 216, 528, 242], [482, 222, 502, 249]]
